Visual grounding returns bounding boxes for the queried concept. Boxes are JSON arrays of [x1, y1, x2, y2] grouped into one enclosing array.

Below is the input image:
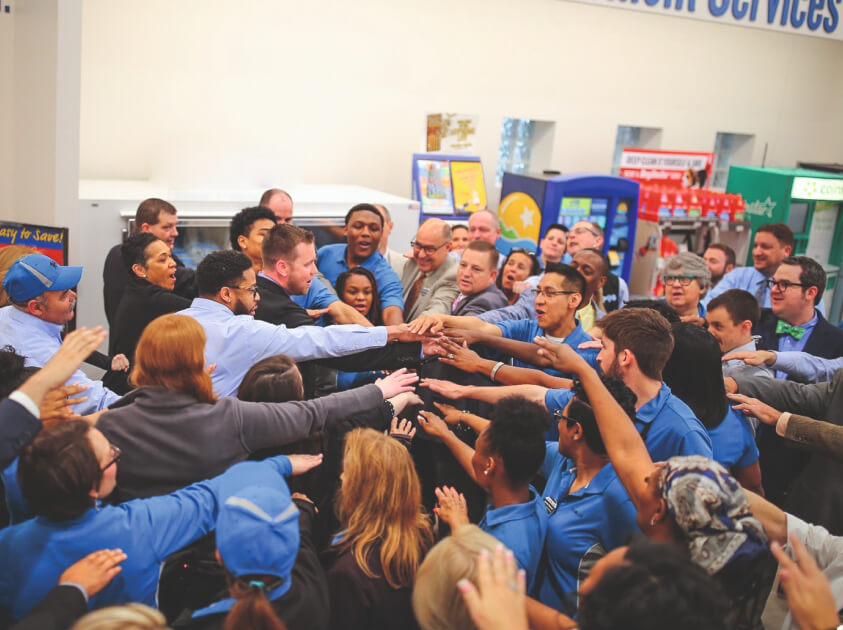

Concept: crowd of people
[[1, 189, 843, 630]]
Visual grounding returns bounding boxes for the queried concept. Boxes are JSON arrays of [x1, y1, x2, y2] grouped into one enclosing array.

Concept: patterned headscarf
[[659, 455, 768, 575]]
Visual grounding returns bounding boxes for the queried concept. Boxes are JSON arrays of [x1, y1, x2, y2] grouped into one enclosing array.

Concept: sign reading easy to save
[[562, 0, 841, 40]]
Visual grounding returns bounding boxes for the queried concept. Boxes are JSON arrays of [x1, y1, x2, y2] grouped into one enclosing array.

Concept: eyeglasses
[[570, 227, 599, 237], [765, 278, 807, 292], [663, 275, 697, 287], [535, 287, 578, 298], [410, 240, 448, 255], [100, 444, 121, 472], [552, 410, 578, 424], [225, 284, 260, 297]]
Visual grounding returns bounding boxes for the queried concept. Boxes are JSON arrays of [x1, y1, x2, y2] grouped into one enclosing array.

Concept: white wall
[[0, 3, 14, 216], [79, 0, 843, 207]]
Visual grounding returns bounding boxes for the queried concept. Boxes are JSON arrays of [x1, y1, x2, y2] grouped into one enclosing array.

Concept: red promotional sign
[[619, 149, 715, 188]]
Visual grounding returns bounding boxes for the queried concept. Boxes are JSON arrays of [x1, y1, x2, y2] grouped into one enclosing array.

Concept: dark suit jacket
[[9, 585, 87, 630], [735, 369, 843, 534], [103, 244, 196, 327], [254, 275, 423, 374], [0, 398, 40, 471], [755, 308, 843, 374], [451, 285, 509, 316]]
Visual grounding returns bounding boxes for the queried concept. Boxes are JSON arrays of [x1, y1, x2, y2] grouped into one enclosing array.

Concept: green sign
[[791, 177, 843, 201], [560, 197, 592, 216]]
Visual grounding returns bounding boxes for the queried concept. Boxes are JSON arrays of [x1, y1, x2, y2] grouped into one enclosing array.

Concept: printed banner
[[559, 0, 842, 41], [425, 113, 478, 154], [0, 221, 69, 264], [620, 148, 715, 188]]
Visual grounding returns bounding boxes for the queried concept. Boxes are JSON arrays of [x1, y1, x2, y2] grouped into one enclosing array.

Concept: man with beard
[[317, 203, 405, 324], [177, 250, 419, 397], [0, 254, 119, 414], [422, 307, 712, 462]]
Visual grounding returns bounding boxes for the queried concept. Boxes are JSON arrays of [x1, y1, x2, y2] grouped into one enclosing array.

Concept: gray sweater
[[98, 384, 383, 501]]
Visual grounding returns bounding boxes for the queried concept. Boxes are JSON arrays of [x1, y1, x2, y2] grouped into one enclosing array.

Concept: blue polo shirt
[[537, 443, 639, 612], [494, 319, 599, 376], [316, 244, 405, 310], [478, 488, 547, 594], [544, 383, 713, 462], [290, 275, 339, 310], [710, 407, 759, 471]]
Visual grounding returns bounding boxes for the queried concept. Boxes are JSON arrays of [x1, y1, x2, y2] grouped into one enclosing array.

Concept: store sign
[[791, 177, 843, 201], [0, 221, 69, 264], [561, 0, 842, 41], [619, 149, 715, 187], [426, 113, 478, 153]]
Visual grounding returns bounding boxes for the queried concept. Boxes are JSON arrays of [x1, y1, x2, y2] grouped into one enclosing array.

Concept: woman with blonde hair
[[70, 604, 171, 630], [96, 314, 419, 502], [324, 427, 434, 630]]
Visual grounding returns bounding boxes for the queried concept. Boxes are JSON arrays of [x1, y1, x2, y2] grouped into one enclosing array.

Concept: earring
[[650, 516, 657, 527], [141, 274, 147, 278], [483, 469, 489, 476]]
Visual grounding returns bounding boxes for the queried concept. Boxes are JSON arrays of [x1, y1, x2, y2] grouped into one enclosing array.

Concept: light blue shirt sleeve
[[495, 319, 532, 342], [772, 351, 843, 383], [292, 274, 339, 310], [477, 286, 536, 323]]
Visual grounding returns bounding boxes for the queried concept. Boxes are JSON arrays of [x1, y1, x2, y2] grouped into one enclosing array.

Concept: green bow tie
[[776, 320, 805, 340]]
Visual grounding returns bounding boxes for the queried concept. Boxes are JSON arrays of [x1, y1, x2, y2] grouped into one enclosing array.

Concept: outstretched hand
[[727, 393, 781, 426], [59, 548, 127, 598], [438, 338, 486, 374], [432, 401, 464, 426], [533, 337, 588, 373], [419, 378, 469, 400], [375, 368, 419, 399], [458, 544, 528, 630], [390, 417, 417, 441], [407, 314, 445, 336], [288, 453, 323, 475], [417, 409, 450, 438], [434, 485, 470, 529], [722, 349, 777, 367]]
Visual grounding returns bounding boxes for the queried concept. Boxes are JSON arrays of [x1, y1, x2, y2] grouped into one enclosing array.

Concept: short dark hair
[[707, 289, 760, 327], [464, 240, 499, 268], [0, 346, 37, 399], [336, 266, 383, 326], [781, 255, 826, 305], [757, 223, 795, 251], [596, 308, 674, 380], [623, 299, 681, 324], [237, 354, 304, 403], [262, 224, 315, 268], [543, 223, 569, 238], [544, 262, 586, 297], [485, 397, 550, 485], [496, 249, 543, 292], [18, 421, 99, 521], [196, 250, 253, 296], [259, 188, 292, 207], [229, 206, 277, 252], [121, 232, 160, 271], [706, 243, 736, 268], [135, 198, 176, 231], [567, 377, 636, 455], [578, 247, 610, 278], [344, 203, 384, 227], [580, 539, 729, 630], [451, 224, 468, 234], [663, 323, 727, 430]]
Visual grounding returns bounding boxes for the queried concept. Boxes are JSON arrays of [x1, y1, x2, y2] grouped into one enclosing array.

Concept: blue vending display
[[411, 153, 487, 225], [498, 172, 639, 283]]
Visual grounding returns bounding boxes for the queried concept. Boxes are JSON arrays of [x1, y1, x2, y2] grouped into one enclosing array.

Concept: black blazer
[[0, 398, 41, 471], [755, 308, 843, 375], [103, 244, 196, 327], [451, 285, 509, 316], [253, 276, 423, 374], [8, 584, 88, 630]]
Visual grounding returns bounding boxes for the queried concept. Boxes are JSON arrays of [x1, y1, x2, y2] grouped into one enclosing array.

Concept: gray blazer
[[98, 384, 383, 501], [401, 255, 459, 321], [451, 284, 509, 317]]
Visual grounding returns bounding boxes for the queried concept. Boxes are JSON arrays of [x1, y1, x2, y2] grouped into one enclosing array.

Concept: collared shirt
[[0, 306, 118, 414], [494, 319, 599, 376], [776, 312, 818, 379], [289, 274, 339, 310], [177, 298, 388, 397], [772, 351, 843, 383], [537, 444, 639, 612], [709, 407, 759, 471], [478, 488, 546, 594], [544, 383, 713, 462], [722, 339, 775, 380], [704, 266, 771, 308], [316, 244, 405, 310]]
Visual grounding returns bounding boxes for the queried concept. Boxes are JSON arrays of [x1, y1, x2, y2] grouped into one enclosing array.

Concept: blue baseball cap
[[2, 254, 82, 303], [216, 485, 300, 584]]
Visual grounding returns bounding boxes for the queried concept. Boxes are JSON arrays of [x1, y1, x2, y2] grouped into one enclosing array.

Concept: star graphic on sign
[[520, 206, 534, 228]]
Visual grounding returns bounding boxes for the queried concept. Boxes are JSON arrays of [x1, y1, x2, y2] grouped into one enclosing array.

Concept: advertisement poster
[[0, 221, 68, 264], [451, 161, 487, 214], [417, 159, 454, 215], [619, 149, 714, 188], [426, 113, 478, 154]]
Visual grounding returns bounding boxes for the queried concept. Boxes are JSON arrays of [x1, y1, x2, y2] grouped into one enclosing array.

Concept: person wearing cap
[[174, 486, 329, 630], [0, 254, 119, 414]]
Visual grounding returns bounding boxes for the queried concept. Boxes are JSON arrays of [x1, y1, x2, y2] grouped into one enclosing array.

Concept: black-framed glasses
[[100, 444, 121, 472], [765, 278, 806, 292], [535, 287, 577, 298], [225, 284, 260, 297], [552, 410, 580, 425], [663, 274, 697, 287], [410, 240, 448, 255]]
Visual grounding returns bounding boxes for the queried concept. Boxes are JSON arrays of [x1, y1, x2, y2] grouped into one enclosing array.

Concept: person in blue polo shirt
[[408, 263, 598, 378], [316, 203, 405, 325], [421, 307, 713, 463], [415, 396, 549, 593]]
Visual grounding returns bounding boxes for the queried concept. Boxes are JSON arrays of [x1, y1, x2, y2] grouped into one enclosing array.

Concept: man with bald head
[[468, 210, 501, 247], [259, 188, 293, 223], [401, 219, 459, 320]]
